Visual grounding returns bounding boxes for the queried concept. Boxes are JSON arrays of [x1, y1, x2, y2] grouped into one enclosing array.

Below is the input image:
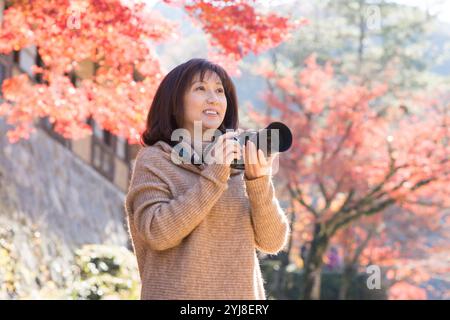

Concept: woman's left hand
[[243, 140, 277, 180]]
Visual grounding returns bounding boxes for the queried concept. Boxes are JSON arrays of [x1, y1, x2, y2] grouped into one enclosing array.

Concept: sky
[[142, 0, 450, 23], [387, 0, 450, 23], [140, 0, 450, 24], [260, 0, 450, 23]]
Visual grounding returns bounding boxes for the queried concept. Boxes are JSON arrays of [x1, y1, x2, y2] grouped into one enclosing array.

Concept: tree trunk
[[302, 223, 330, 300], [273, 251, 290, 299], [273, 209, 296, 299], [339, 264, 356, 300], [339, 224, 375, 299], [357, 0, 366, 69]]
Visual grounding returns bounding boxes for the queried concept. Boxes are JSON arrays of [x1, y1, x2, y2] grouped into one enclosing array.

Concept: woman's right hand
[[205, 131, 242, 166]]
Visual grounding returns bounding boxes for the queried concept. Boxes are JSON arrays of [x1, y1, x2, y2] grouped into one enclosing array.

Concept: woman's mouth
[[203, 109, 219, 117]]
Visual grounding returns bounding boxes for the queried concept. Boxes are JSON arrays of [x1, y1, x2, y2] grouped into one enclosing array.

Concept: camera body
[[230, 129, 278, 170]]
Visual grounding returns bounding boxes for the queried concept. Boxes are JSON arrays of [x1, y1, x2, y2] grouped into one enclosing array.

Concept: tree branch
[[288, 183, 319, 217]]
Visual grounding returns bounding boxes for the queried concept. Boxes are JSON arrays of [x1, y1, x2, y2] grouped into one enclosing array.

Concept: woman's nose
[[206, 92, 219, 104]]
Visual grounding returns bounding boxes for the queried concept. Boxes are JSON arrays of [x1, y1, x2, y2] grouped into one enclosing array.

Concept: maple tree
[[332, 206, 449, 299], [0, 0, 300, 144], [251, 54, 449, 299], [182, 0, 305, 62]]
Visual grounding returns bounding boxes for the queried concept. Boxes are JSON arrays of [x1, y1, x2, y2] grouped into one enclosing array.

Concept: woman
[[125, 58, 290, 300]]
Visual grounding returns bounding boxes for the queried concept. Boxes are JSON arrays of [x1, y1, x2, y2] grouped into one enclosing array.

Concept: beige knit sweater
[[124, 139, 290, 300]]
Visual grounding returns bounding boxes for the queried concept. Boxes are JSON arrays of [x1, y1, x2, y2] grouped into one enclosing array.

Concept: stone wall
[[0, 119, 130, 298]]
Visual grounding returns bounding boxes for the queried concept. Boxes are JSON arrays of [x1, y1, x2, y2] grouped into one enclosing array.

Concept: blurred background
[[0, 0, 449, 300]]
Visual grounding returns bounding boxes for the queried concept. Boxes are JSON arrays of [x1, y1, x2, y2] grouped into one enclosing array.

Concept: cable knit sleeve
[[125, 149, 231, 251], [244, 174, 290, 255]]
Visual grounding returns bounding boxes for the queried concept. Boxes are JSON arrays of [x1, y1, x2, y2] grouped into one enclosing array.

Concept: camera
[[230, 122, 293, 170]]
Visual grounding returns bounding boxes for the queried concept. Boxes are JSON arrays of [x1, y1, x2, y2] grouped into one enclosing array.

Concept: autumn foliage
[[252, 54, 449, 299], [0, 0, 299, 143]]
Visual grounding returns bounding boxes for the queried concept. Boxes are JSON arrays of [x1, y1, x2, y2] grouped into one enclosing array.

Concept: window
[[90, 119, 116, 181], [0, 53, 13, 96], [93, 119, 103, 139], [0, 63, 6, 92], [104, 130, 113, 147], [39, 117, 72, 149], [91, 135, 115, 181], [18, 45, 37, 77], [116, 136, 128, 161]]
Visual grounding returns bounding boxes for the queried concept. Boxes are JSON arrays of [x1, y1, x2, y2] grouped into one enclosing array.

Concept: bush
[[70, 244, 140, 300], [0, 216, 140, 299], [260, 260, 387, 300]]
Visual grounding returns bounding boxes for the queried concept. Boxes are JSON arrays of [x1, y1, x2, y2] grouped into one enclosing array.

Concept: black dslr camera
[[230, 122, 292, 170]]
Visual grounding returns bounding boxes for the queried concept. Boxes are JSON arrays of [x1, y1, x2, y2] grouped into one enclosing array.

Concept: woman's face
[[182, 71, 227, 138]]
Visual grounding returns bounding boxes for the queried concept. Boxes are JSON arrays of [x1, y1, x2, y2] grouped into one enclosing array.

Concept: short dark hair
[[140, 58, 239, 147]]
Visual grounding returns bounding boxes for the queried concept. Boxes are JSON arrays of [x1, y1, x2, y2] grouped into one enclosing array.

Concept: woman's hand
[[205, 131, 242, 166], [243, 140, 277, 180]]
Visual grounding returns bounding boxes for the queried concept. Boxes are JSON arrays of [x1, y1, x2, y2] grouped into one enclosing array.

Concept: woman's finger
[[248, 141, 258, 165], [258, 149, 268, 166]]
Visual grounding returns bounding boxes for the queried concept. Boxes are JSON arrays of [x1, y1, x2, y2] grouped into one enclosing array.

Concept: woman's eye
[[195, 86, 224, 93]]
